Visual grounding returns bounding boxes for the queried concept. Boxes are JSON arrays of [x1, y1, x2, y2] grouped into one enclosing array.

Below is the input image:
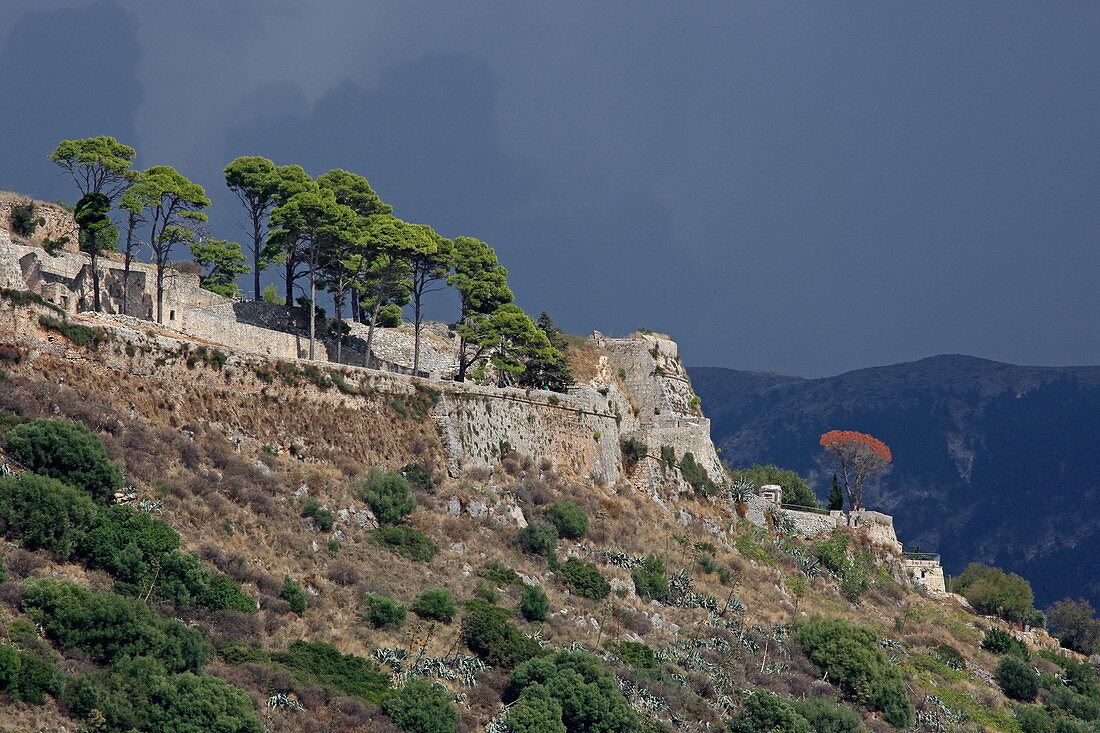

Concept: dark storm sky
[[3, 1, 1099, 377]]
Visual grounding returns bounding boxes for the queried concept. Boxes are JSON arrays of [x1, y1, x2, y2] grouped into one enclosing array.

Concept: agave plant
[[728, 478, 755, 517]]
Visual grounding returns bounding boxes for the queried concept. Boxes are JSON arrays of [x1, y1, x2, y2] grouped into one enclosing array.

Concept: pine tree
[[828, 473, 844, 511]]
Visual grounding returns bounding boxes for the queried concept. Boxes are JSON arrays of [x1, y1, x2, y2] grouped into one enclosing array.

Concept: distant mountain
[[691, 355, 1100, 609]]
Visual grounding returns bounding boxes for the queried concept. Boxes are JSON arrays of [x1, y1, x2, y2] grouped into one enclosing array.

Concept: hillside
[[0, 296, 1095, 732], [691, 356, 1100, 609]]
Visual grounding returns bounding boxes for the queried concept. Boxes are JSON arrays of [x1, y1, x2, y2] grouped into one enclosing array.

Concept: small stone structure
[[903, 553, 947, 593], [759, 484, 782, 505]]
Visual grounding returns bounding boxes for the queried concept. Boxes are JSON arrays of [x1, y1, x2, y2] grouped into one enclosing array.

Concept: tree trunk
[[334, 289, 344, 364], [89, 247, 102, 312], [456, 334, 469, 382], [363, 260, 393, 370], [285, 255, 295, 306], [156, 260, 165, 324], [122, 218, 135, 316], [252, 211, 262, 300], [308, 268, 316, 361], [413, 290, 423, 374]]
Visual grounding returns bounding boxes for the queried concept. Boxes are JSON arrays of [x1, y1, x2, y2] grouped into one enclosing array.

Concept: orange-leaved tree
[[819, 430, 892, 511]]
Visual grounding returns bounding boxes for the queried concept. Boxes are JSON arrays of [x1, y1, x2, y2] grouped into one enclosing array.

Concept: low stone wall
[[1, 194, 79, 254]]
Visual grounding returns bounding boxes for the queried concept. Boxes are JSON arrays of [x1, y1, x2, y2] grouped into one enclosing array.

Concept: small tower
[[759, 484, 783, 506]]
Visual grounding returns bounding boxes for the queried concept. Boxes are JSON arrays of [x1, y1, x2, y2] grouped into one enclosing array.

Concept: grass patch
[[38, 315, 110, 349]]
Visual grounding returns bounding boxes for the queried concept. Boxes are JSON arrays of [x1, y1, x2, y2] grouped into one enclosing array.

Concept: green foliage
[[48, 136, 136, 202], [516, 522, 558, 562], [731, 464, 820, 509], [620, 437, 648, 468], [828, 473, 845, 511], [4, 417, 123, 501], [280, 576, 308, 615], [261, 283, 285, 304], [22, 579, 207, 673], [62, 657, 262, 733], [547, 500, 589, 539], [0, 472, 98, 557], [1016, 705, 1053, 733], [37, 314, 111, 349], [520, 311, 574, 392], [560, 558, 611, 600], [9, 201, 44, 237], [460, 599, 542, 669], [412, 587, 457, 622], [982, 628, 1030, 659], [612, 641, 658, 669], [1046, 598, 1100, 655], [358, 468, 417, 524], [953, 563, 1038, 624], [793, 615, 914, 728], [364, 593, 407, 628], [0, 642, 57, 704], [727, 690, 812, 733], [506, 651, 641, 732], [631, 555, 669, 601], [189, 238, 249, 297], [382, 677, 460, 733], [272, 640, 390, 703], [370, 526, 440, 561], [931, 643, 966, 670], [476, 579, 503, 603], [791, 696, 866, 733], [812, 530, 877, 601], [479, 560, 523, 586], [402, 462, 435, 493], [678, 452, 716, 495], [301, 496, 335, 532], [995, 655, 1040, 701], [0, 409, 28, 436], [519, 584, 550, 622]]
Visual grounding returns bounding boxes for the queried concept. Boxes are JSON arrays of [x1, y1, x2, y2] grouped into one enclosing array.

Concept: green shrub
[[678, 451, 716, 495], [727, 690, 811, 733], [382, 678, 459, 733], [21, 578, 207, 673], [516, 522, 558, 561], [519, 584, 549, 622], [1015, 705, 1053, 733], [982, 628, 1030, 659], [620, 437, 648, 468], [953, 563, 1037, 624], [793, 615, 913, 727], [156, 551, 256, 613], [730, 464, 820, 509], [365, 593, 407, 628], [38, 315, 110, 350], [0, 642, 57, 704], [5, 418, 123, 501], [280, 576, 308, 615], [506, 651, 640, 732], [478, 560, 522, 586], [560, 558, 610, 600], [612, 641, 657, 669], [460, 599, 542, 669], [931, 644, 966, 671], [358, 469, 416, 525], [476, 579, 502, 603], [412, 587, 457, 622], [697, 554, 718, 574], [61, 657, 262, 733], [401, 462, 435, 493], [9, 202, 44, 237], [631, 555, 668, 601], [995, 655, 1040, 701], [0, 472, 98, 557], [1045, 685, 1100, 721], [791, 696, 865, 733], [0, 409, 27, 435], [272, 640, 390, 703], [371, 526, 439, 561], [547, 500, 589, 539], [301, 497, 335, 532]]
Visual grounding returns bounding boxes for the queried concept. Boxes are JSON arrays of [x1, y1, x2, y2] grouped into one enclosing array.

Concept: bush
[[631, 555, 668, 601], [401, 462, 435, 493], [358, 469, 417, 524], [301, 497, 335, 532], [559, 558, 610, 600], [0, 472, 98, 557], [982, 628, 1030, 659], [678, 451, 716, 495], [460, 599, 542, 669], [1015, 705, 1053, 733], [620, 437, 648, 468], [280, 576, 308, 615], [791, 696, 865, 733], [506, 651, 639, 733], [931, 644, 966, 671], [953, 563, 1037, 624], [516, 522, 558, 561], [995, 655, 1040, 701], [793, 615, 913, 727], [382, 678, 459, 733], [478, 560, 522, 586], [271, 640, 390, 703], [519, 584, 550, 622], [61, 657, 262, 733], [730, 464, 819, 509], [547, 500, 588, 539], [412, 587, 457, 622], [9, 202, 44, 237], [365, 593, 407, 628], [371, 526, 440, 562], [5, 418, 124, 501], [0, 642, 57, 704], [612, 641, 657, 669], [727, 690, 811, 733], [21, 579, 207, 673]]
